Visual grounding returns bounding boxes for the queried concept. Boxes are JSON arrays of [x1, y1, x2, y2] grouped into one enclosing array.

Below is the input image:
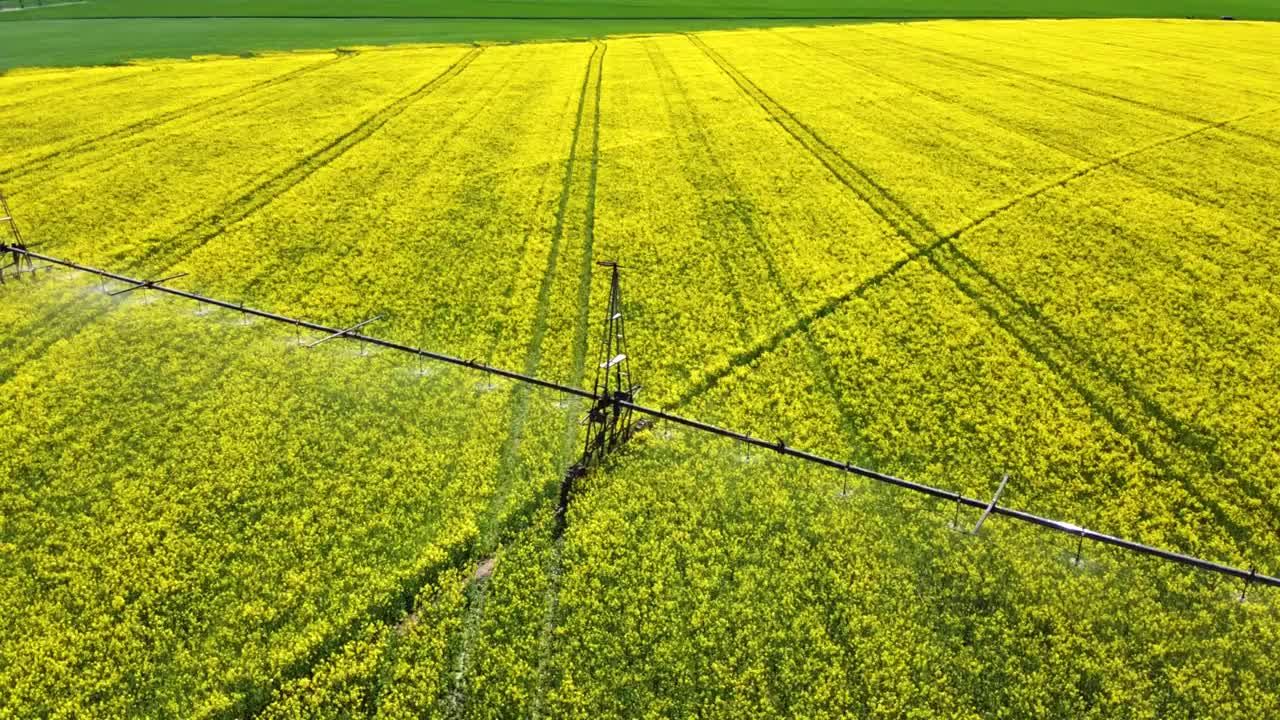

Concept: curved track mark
[[881, 25, 1280, 151], [445, 42, 606, 720], [142, 46, 484, 274], [0, 48, 484, 380], [0, 52, 351, 185], [687, 32, 1275, 547], [773, 30, 1280, 238], [648, 38, 864, 442]]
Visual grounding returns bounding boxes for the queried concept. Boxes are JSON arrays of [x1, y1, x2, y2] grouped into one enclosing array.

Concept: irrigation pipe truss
[[7, 246, 1278, 591]]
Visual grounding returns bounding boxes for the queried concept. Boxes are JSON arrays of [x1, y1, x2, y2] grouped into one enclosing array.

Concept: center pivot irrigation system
[[0, 196, 1275, 596]]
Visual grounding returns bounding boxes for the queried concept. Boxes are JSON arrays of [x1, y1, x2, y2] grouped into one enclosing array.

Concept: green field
[[2, 0, 1277, 70], [0, 17, 820, 70], [4, 0, 1278, 18]]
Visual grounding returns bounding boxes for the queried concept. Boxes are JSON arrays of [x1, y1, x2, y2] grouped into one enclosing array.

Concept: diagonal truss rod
[[0, 192, 24, 246], [305, 315, 383, 348], [0, 192, 36, 280], [1, 259, 51, 278], [107, 272, 188, 296], [973, 473, 1010, 535], [3, 245, 1277, 591]]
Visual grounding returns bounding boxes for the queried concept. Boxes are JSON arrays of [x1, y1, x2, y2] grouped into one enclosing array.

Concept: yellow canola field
[[1, 18, 1279, 718]]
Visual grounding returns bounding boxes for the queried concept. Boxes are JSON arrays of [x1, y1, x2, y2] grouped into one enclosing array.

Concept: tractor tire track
[[480, 54, 581, 366], [141, 46, 485, 274], [881, 25, 1280, 152], [641, 41, 753, 348], [233, 48, 522, 304], [483, 158, 565, 365], [7, 43, 603, 719], [233, 539, 475, 720], [531, 42, 608, 720], [519, 41, 606, 401], [529, 532, 566, 720], [647, 39, 863, 441], [0, 53, 351, 185], [688, 33, 1274, 549], [996, 24, 1280, 104], [0, 68, 143, 114], [1103, 30, 1279, 77], [205, 205, 533, 719], [773, 31, 1083, 165], [775, 30, 1280, 239], [239, 483, 563, 720], [481, 39, 604, 546], [837, 26, 1271, 157], [0, 48, 486, 385], [6, 43, 496, 398], [0, 297, 471, 720], [669, 234, 953, 410], [445, 42, 606, 720], [568, 45, 607, 392], [691, 30, 1275, 462], [13, 53, 357, 192]]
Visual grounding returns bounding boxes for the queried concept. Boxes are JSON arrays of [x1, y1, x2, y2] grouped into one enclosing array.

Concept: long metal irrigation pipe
[[11, 248, 597, 400], [9, 246, 1278, 590], [618, 401, 1278, 588]]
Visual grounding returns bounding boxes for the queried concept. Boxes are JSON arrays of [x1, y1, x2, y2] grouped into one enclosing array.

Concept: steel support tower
[[556, 260, 641, 537], [0, 191, 35, 282], [580, 260, 638, 466]]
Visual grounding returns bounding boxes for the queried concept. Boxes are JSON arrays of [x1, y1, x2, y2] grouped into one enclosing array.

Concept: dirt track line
[[944, 104, 1280, 247], [5, 52, 568, 702], [791, 28, 1280, 233], [444, 42, 606, 720], [0, 68, 142, 114], [141, 46, 483, 274], [774, 31, 1280, 240], [0, 48, 484, 381], [529, 42, 608, 719], [693, 29, 1278, 423], [771, 30, 1280, 230], [836, 25, 1280, 163], [525, 41, 604, 390], [484, 168, 567, 364], [529, 535, 565, 720], [233, 540, 475, 720], [688, 33, 1272, 549], [0, 53, 351, 185], [568, 44, 607, 390], [641, 41, 753, 347], [236, 44, 565, 707], [1025, 27, 1280, 94], [1104, 28, 1280, 75], [986, 23, 1280, 104], [13, 54, 357, 192], [650, 38, 864, 442], [883, 25, 1280, 151], [233, 48, 522, 305], [706, 27, 1257, 441], [473, 40, 601, 564], [908, 24, 1215, 127], [6, 45, 500, 392], [668, 233, 953, 411], [772, 30, 1089, 161]]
